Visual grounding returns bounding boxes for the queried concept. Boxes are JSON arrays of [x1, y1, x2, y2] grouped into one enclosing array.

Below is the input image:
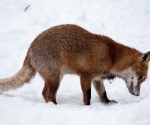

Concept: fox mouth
[[129, 88, 140, 96], [129, 87, 134, 95], [128, 83, 140, 96], [129, 82, 134, 95]]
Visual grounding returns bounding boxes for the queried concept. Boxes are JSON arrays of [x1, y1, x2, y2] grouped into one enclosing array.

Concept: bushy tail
[[0, 65, 36, 91]]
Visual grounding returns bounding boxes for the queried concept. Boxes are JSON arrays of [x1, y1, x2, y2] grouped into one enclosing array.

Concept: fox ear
[[141, 51, 150, 62]]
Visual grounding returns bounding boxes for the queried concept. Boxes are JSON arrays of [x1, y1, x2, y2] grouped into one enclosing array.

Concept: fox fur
[[0, 24, 150, 105]]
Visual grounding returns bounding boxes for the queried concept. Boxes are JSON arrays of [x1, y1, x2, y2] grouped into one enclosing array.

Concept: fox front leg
[[93, 79, 117, 104], [80, 73, 92, 105]]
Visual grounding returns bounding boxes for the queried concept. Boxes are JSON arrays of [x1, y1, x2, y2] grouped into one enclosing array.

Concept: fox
[[0, 24, 150, 105]]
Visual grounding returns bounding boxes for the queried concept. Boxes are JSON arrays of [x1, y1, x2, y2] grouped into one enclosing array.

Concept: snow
[[0, 0, 150, 125]]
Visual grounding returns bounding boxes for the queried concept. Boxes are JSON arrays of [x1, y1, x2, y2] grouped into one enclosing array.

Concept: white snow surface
[[0, 0, 150, 125]]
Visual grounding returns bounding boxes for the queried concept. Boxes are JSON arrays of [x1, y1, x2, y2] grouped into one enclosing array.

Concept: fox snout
[[128, 84, 140, 96]]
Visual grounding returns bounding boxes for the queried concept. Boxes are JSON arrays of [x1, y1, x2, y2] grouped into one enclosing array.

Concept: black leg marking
[[86, 88, 91, 105], [103, 91, 111, 103], [102, 91, 117, 104]]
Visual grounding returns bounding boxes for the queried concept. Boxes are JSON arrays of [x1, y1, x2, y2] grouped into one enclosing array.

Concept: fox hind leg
[[42, 77, 60, 104]]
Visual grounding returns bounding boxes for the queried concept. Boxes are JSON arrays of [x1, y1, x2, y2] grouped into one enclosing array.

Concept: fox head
[[125, 51, 150, 96]]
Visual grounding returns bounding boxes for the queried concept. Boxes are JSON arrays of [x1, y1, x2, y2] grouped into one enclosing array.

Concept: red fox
[[0, 24, 150, 105]]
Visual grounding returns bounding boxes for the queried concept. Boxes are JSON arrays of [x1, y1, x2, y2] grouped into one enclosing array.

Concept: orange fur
[[0, 24, 149, 105]]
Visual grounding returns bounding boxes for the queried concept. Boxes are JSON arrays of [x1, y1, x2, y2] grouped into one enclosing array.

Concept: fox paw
[[103, 100, 117, 104], [108, 100, 117, 104]]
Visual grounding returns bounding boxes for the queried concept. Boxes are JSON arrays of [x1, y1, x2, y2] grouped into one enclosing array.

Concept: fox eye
[[138, 76, 146, 82], [139, 76, 143, 80]]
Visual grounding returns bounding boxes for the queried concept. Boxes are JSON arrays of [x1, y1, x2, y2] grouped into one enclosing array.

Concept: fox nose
[[135, 93, 140, 96]]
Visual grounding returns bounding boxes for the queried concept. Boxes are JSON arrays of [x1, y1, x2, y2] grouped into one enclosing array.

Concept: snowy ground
[[0, 0, 150, 125]]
